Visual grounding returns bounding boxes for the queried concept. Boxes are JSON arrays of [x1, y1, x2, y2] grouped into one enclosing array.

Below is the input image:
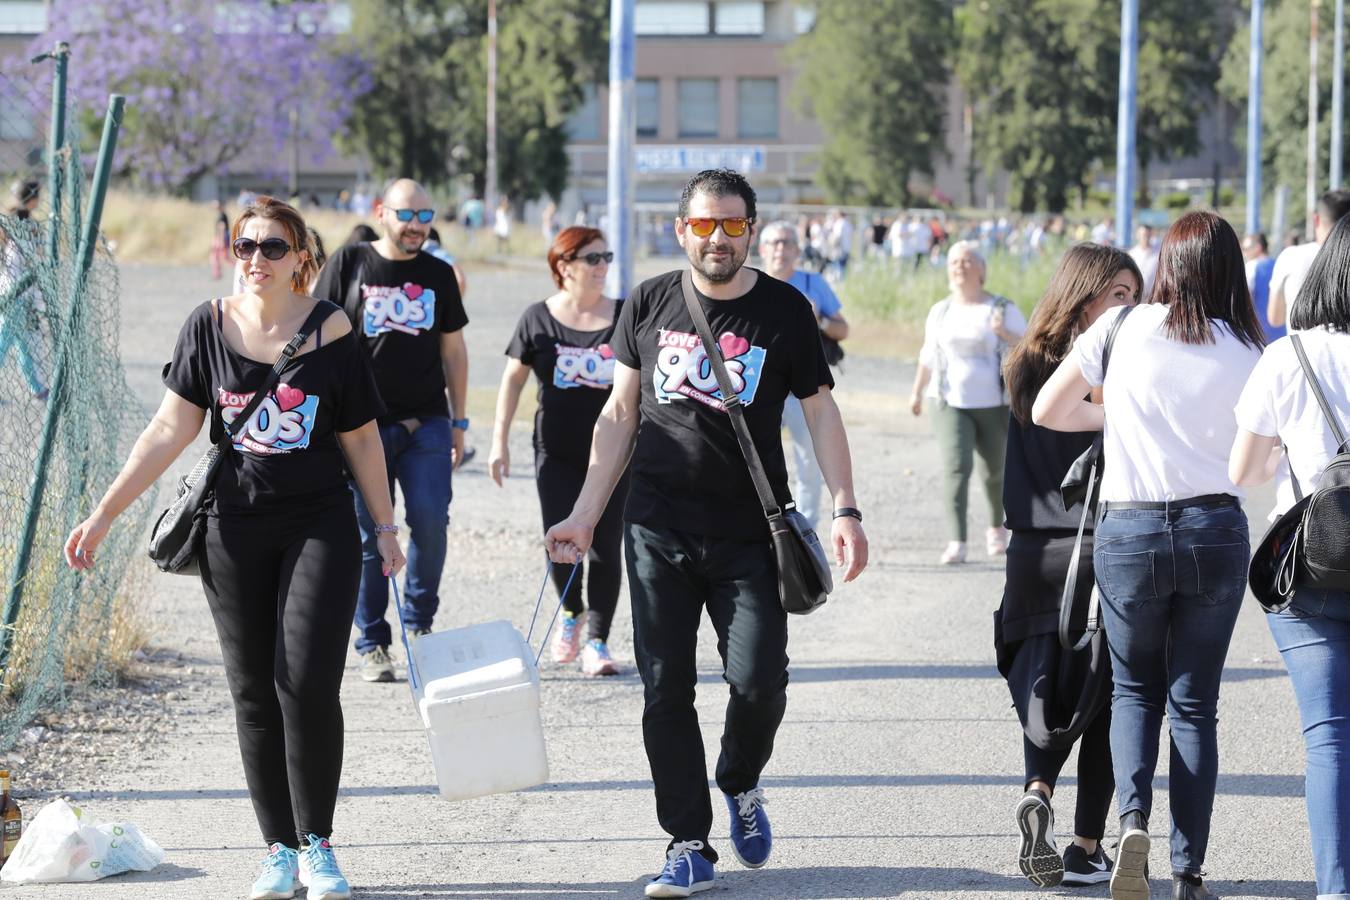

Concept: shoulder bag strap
[[1058, 303, 1134, 651], [679, 270, 781, 520], [1291, 333, 1350, 452], [219, 301, 334, 446]]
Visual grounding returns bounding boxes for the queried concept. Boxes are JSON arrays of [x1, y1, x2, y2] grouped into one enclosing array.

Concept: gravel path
[[10, 260, 1310, 899]]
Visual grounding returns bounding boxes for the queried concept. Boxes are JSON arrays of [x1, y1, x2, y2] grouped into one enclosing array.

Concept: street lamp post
[[1308, 0, 1321, 236], [1247, 0, 1264, 235], [606, 0, 636, 298], [1115, 0, 1139, 248], [486, 0, 499, 217], [1333, 0, 1345, 188]]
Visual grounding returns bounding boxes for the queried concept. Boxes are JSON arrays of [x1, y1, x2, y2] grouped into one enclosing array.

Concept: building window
[[737, 78, 777, 139], [678, 78, 720, 138], [636, 79, 660, 138], [635, 1, 711, 35], [567, 84, 601, 141], [794, 4, 816, 34], [714, 1, 764, 35], [0, 1, 47, 34]]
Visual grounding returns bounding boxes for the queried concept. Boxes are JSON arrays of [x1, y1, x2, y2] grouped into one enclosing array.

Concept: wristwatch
[[451, 418, 470, 431], [832, 507, 863, 522]]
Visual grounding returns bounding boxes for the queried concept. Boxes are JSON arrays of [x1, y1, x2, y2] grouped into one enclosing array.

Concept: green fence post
[[0, 94, 125, 674], [31, 42, 69, 263]]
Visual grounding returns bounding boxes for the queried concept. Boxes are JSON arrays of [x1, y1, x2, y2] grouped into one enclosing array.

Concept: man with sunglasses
[[313, 177, 469, 684], [546, 169, 868, 897]]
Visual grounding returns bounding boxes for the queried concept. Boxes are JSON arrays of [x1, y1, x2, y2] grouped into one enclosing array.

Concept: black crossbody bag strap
[[217, 301, 335, 449], [1292, 333, 1350, 455], [1058, 303, 1134, 651], [678, 270, 781, 518]]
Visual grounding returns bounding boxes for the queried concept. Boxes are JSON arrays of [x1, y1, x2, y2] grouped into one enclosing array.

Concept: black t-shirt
[[505, 299, 622, 464], [612, 269, 834, 540], [312, 243, 469, 425], [162, 300, 386, 517], [1002, 412, 1097, 532]]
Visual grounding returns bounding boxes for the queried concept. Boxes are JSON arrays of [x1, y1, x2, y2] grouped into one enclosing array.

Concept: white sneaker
[[986, 526, 1009, 556], [939, 541, 967, 565]]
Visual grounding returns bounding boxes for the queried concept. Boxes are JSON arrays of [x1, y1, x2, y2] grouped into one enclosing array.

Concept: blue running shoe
[[249, 843, 298, 900], [726, 787, 772, 868], [644, 840, 715, 898], [298, 834, 352, 900]]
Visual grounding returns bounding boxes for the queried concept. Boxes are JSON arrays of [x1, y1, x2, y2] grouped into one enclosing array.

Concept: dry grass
[[99, 191, 548, 266]]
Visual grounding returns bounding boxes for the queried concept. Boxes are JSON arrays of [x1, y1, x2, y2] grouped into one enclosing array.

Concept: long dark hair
[[1150, 211, 1265, 348], [1291, 213, 1350, 332], [1005, 243, 1143, 424]]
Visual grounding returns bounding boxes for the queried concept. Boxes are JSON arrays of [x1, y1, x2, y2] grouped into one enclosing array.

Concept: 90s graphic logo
[[219, 383, 319, 455], [653, 329, 765, 409]]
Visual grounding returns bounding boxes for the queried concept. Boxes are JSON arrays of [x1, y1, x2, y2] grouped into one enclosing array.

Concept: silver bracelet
[[374, 523, 399, 535]]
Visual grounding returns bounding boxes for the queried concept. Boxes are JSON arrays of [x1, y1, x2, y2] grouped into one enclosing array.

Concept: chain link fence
[[0, 56, 150, 750]]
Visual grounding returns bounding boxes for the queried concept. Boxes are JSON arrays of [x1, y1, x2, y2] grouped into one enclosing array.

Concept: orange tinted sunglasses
[[685, 216, 753, 238]]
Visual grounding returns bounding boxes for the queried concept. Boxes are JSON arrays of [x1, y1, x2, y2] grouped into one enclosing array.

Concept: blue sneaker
[[249, 843, 298, 900], [298, 834, 352, 900], [726, 787, 772, 868], [644, 840, 716, 898]]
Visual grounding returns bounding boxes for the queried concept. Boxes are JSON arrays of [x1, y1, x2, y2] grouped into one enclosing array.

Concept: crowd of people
[[33, 166, 1348, 900]]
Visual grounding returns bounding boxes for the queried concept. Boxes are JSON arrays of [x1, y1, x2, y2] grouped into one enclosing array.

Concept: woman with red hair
[[489, 225, 628, 675]]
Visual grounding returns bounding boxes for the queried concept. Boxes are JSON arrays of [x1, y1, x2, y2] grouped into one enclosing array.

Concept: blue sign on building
[[635, 146, 766, 174]]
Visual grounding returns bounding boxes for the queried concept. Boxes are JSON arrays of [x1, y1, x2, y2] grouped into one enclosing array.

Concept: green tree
[[791, 0, 953, 206], [1219, 0, 1350, 210], [956, 0, 1117, 213], [343, 0, 605, 202]]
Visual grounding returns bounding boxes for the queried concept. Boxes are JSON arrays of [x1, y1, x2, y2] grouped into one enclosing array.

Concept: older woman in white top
[[1034, 211, 1266, 900], [909, 239, 1026, 564], [1231, 214, 1350, 900]]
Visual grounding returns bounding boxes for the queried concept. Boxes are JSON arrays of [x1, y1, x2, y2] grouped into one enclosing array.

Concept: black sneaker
[[1062, 843, 1113, 886], [1015, 790, 1063, 887]]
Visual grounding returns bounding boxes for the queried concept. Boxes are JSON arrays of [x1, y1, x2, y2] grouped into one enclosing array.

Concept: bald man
[[313, 178, 470, 683]]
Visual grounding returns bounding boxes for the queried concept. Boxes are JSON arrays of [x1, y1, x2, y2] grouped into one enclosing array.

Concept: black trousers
[[1023, 702, 1115, 841], [536, 453, 627, 642], [199, 501, 360, 848], [626, 522, 789, 864]]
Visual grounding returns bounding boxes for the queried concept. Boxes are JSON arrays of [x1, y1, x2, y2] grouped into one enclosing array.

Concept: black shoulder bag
[[1057, 303, 1134, 650], [679, 270, 833, 614], [148, 301, 334, 575]]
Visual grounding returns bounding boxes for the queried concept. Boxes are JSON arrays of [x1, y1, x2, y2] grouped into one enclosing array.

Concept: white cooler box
[[409, 619, 549, 801]]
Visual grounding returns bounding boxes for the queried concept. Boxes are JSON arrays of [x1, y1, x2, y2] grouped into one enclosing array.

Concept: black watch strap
[[833, 507, 862, 522]]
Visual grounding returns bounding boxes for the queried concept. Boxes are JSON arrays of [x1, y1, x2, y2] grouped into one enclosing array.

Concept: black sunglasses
[[232, 237, 292, 261], [392, 208, 435, 224], [570, 251, 614, 266]]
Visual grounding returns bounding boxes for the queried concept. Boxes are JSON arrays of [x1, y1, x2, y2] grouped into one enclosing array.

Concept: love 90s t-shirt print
[[361, 281, 437, 336], [218, 383, 320, 455], [654, 329, 766, 409], [553, 343, 617, 390]]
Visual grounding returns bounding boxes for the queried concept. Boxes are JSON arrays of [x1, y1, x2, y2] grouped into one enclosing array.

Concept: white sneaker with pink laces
[[580, 638, 620, 676], [550, 611, 584, 664], [986, 526, 1009, 556], [939, 541, 967, 565]]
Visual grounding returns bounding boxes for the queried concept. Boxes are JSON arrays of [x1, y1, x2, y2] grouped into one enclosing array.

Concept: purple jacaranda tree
[[35, 0, 371, 192]]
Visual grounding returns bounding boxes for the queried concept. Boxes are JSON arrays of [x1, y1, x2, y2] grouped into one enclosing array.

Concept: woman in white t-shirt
[[1230, 215, 1350, 900], [1033, 211, 1266, 900], [909, 240, 1027, 564]]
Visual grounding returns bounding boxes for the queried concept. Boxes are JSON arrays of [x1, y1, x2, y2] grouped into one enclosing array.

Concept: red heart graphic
[[403, 282, 424, 301], [274, 383, 306, 412], [597, 344, 614, 359], [717, 332, 750, 359]]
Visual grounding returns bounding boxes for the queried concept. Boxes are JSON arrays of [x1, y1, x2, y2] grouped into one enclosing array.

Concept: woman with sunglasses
[[489, 226, 627, 675], [65, 196, 403, 900]]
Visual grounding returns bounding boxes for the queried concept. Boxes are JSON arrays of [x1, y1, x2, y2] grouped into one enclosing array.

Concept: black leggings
[[199, 502, 360, 848], [1023, 708, 1114, 842], [536, 453, 627, 642]]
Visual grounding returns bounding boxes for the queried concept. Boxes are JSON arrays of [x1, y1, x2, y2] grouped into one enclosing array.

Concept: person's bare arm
[[1269, 281, 1288, 328], [909, 363, 932, 416], [66, 390, 206, 568], [820, 311, 849, 341], [1230, 429, 1284, 487], [800, 386, 868, 582], [1032, 355, 1104, 432], [440, 328, 469, 467], [489, 358, 532, 486], [545, 363, 641, 563], [338, 422, 406, 576]]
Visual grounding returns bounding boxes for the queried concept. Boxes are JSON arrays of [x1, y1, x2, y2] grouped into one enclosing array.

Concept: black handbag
[[1057, 304, 1134, 650], [148, 301, 333, 575], [679, 270, 833, 614], [1249, 334, 1350, 613]]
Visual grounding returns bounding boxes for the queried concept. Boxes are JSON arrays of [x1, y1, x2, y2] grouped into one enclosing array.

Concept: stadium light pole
[[606, 0, 636, 298], [1247, 0, 1264, 234], [1333, 0, 1344, 188], [1308, 0, 1321, 236], [485, 0, 499, 218], [1115, 0, 1139, 248]]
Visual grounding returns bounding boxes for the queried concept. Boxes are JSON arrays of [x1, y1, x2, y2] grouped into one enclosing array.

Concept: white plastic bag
[[0, 798, 164, 883]]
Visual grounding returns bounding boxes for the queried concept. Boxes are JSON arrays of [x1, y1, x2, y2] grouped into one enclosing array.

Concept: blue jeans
[[1267, 589, 1350, 900], [1093, 501, 1248, 875], [350, 416, 452, 654]]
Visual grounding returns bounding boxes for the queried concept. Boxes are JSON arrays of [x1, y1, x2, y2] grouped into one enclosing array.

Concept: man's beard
[[396, 232, 426, 254], [688, 242, 746, 284]]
